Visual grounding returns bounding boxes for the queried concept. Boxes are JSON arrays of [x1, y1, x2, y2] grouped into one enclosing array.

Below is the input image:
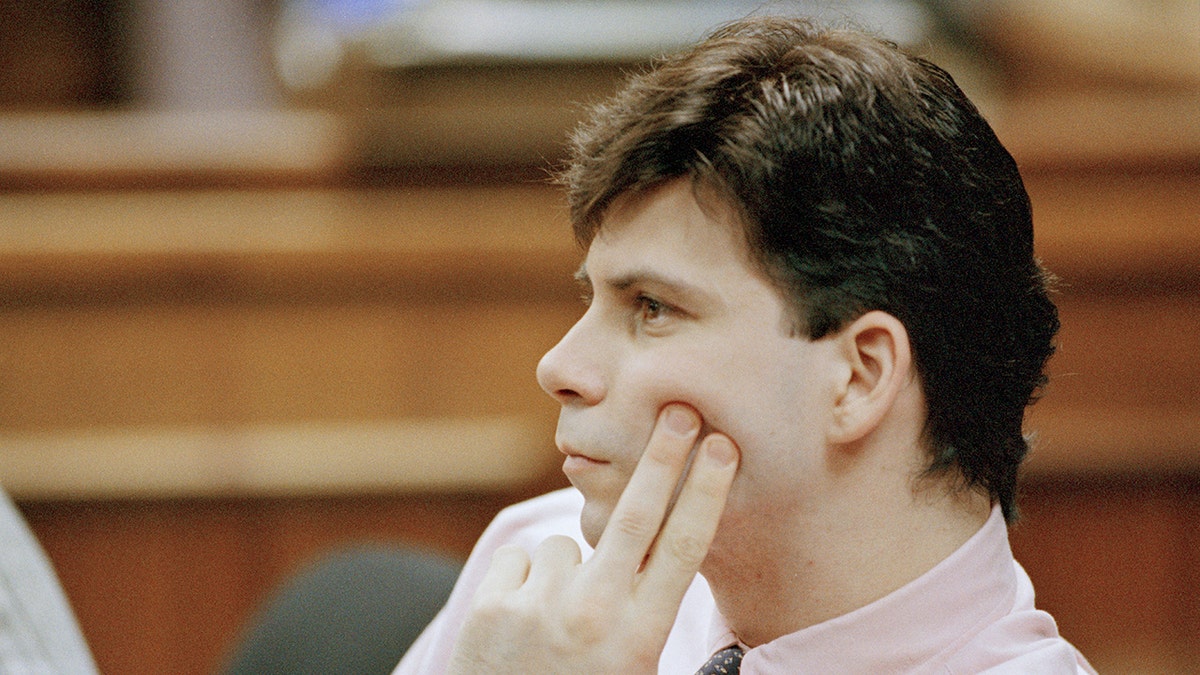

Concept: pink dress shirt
[[393, 488, 1095, 674]]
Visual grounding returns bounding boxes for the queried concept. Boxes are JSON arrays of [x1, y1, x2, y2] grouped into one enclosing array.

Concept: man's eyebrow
[[575, 263, 717, 305]]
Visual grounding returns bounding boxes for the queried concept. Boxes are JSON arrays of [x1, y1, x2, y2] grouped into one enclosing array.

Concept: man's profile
[[396, 15, 1094, 674]]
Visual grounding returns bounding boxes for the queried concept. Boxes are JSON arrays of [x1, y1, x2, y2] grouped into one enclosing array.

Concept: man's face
[[537, 179, 838, 549]]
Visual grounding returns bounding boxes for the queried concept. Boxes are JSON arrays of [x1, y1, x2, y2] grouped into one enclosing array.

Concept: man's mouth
[[560, 446, 610, 475]]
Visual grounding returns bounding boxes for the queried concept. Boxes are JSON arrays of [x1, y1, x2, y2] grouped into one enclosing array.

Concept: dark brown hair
[[559, 16, 1058, 521]]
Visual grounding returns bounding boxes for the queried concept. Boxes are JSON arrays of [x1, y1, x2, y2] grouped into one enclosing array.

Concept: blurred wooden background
[[1, 1, 1198, 673]]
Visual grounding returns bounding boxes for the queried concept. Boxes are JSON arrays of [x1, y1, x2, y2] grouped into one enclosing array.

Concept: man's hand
[[447, 404, 739, 674]]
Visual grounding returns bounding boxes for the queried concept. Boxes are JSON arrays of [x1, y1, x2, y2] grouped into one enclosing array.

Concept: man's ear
[[827, 310, 913, 445]]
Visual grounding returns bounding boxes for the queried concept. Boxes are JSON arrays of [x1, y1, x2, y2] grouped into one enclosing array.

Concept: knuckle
[[469, 590, 514, 619], [663, 532, 710, 568], [529, 535, 581, 570], [610, 509, 657, 540], [493, 543, 527, 560], [490, 543, 530, 568], [470, 583, 540, 626], [537, 534, 580, 556], [561, 604, 609, 643]]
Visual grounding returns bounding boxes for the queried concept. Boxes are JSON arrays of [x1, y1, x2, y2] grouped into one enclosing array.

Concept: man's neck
[[701, 470, 992, 648]]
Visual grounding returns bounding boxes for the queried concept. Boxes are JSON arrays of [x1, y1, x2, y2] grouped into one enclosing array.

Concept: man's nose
[[536, 317, 606, 406]]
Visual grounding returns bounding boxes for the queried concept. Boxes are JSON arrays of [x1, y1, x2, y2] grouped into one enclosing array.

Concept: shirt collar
[[706, 504, 1017, 672]]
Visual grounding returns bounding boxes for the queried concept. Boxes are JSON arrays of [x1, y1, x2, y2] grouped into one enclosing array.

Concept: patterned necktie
[[695, 645, 745, 674]]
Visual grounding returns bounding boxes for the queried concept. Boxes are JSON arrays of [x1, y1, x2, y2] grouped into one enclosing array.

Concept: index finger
[[586, 404, 702, 584], [637, 433, 737, 608]]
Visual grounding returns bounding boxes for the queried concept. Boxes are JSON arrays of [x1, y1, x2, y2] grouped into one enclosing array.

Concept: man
[[396, 16, 1094, 674]]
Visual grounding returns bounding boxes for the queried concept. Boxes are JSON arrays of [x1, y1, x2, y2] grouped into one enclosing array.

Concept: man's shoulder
[[476, 488, 587, 553], [495, 487, 585, 524], [947, 615, 1096, 674], [944, 572, 1097, 675]]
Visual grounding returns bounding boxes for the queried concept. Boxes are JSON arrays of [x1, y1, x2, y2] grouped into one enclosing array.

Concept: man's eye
[[636, 294, 668, 322]]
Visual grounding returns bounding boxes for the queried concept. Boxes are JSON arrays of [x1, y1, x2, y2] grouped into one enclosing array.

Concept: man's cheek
[[623, 352, 714, 414]]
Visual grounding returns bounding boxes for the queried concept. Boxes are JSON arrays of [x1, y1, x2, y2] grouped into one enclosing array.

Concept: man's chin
[[577, 499, 612, 550]]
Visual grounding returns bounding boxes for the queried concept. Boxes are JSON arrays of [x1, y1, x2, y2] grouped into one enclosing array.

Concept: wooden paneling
[[0, 300, 569, 428], [20, 490, 559, 675], [0, 111, 345, 187], [0, 183, 585, 672], [0, 184, 584, 499], [1012, 476, 1200, 673], [1027, 169, 1200, 282], [1025, 293, 1200, 474]]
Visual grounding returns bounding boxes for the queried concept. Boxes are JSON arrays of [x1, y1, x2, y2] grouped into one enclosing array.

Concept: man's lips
[[559, 441, 605, 460], [563, 454, 609, 477], [559, 445, 611, 474]]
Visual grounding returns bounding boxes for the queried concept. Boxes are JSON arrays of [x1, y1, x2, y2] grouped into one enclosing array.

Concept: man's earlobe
[[828, 311, 913, 445]]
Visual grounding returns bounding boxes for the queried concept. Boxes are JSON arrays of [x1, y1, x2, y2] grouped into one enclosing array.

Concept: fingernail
[[664, 405, 699, 435], [705, 435, 738, 466]]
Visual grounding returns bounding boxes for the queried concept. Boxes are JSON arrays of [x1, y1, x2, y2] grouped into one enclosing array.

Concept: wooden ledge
[[1026, 406, 1200, 476], [0, 184, 580, 306], [992, 89, 1200, 169], [0, 416, 556, 501], [0, 109, 348, 188], [1, 89, 1194, 189]]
